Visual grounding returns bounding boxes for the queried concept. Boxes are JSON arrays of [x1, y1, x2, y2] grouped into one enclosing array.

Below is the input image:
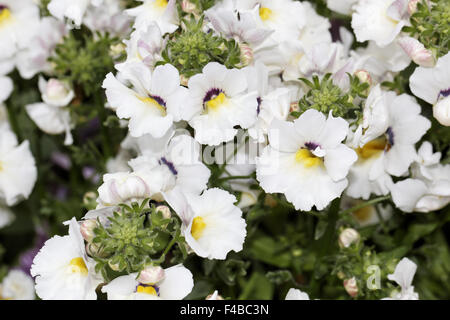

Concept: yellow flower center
[[259, 7, 273, 21], [205, 92, 228, 112], [136, 285, 157, 295], [68, 257, 88, 275], [138, 96, 167, 116], [0, 8, 12, 26], [154, 0, 168, 9], [191, 216, 206, 240], [295, 149, 322, 168], [356, 138, 386, 160], [353, 206, 373, 223]]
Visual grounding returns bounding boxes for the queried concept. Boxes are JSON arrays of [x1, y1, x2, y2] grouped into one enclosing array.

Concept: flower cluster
[[0, 0, 449, 301]]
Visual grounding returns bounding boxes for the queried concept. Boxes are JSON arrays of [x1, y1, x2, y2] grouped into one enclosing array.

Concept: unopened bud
[[408, 0, 420, 15], [398, 37, 435, 67], [206, 290, 224, 300], [83, 191, 97, 208], [354, 69, 372, 86], [138, 266, 165, 284], [110, 43, 126, 58], [156, 205, 171, 220], [46, 79, 70, 101], [108, 260, 121, 271], [86, 242, 106, 258], [289, 101, 300, 113], [80, 219, 98, 243], [239, 43, 254, 67], [339, 228, 360, 248], [181, 0, 197, 14], [180, 74, 189, 87], [344, 277, 358, 297]]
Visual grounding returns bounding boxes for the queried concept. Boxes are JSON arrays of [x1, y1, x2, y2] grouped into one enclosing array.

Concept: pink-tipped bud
[[181, 0, 197, 14], [354, 69, 372, 86], [180, 74, 189, 87], [80, 219, 98, 243], [206, 290, 224, 300], [344, 277, 358, 297], [398, 37, 435, 67], [138, 266, 165, 284], [289, 101, 300, 113], [339, 228, 360, 248], [239, 43, 254, 67], [156, 205, 171, 220], [408, 0, 420, 15]]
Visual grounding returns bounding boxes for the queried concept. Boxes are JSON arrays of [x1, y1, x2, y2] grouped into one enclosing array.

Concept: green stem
[[218, 174, 255, 182], [94, 93, 112, 160], [339, 195, 391, 216]]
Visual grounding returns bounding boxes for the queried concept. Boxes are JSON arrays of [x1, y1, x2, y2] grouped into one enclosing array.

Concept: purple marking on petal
[[386, 127, 395, 147], [149, 94, 166, 107], [256, 97, 262, 115], [305, 142, 320, 151], [203, 88, 224, 104], [135, 283, 160, 296], [439, 88, 450, 98], [159, 157, 178, 175], [0, 5, 8, 11]]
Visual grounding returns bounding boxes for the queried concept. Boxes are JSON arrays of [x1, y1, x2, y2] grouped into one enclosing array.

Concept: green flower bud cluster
[[404, 0, 450, 58], [295, 73, 368, 120], [90, 200, 185, 280], [50, 30, 117, 96], [159, 17, 242, 77]]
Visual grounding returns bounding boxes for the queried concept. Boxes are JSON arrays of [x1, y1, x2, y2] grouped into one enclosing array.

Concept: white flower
[[188, 62, 258, 146], [384, 257, 419, 300], [126, 0, 179, 35], [15, 17, 66, 79], [129, 133, 211, 199], [347, 91, 430, 200], [31, 218, 103, 300], [410, 52, 450, 126], [83, 0, 131, 35], [327, 0, 359, 15], [244, 62, 291, 143], [256, 110, 357, 211], [48, 0, 103, 27], [0, 75, 12, 104], [398, 36, 435, 67], [165, 188, 247, 260], [352, 0, 409, 47], [0, 269, 35, 300], [103, 62, 191, 138], [0, 127, 37, 206], [285, 288, 310, 300], [390, 142, 450, 213], [0, 0, 40, 61], [25, 77, 74, 145], [118, 22, 165, 70], [101, 264, 193, 300]]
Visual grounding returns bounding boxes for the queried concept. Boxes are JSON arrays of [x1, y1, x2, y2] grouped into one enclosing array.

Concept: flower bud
[[108, 260, 121, 272], [433, 96, 450, 126], [180, 74, 189, 87], [156, 205, 171, 220], [110, 43, 125, 58], [343, 277, 358, 297], [80, 219, 97, 243], [181, 0, 197, 14], [398, 37, 435, 67], [41, 77, 74, 107], [206, 290, 224, 300], [138, 266, 165, 284], [239, 43, 254, 67], [289, 101, 300, 113], [83, 191, 97, 208], [408, 0, 420, 15], [339, 228, 360, 248], [354, 69, 372, 86], [46, 79, 70, 101], [86, 242, 106, 258]]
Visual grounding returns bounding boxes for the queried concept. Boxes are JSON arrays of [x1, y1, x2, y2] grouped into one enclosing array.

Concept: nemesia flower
[[384, 257, 419, 300], [327, 0, 359, 15], [285, 288, 310, 300], [352, 0, 409, 47], [30, 218, 103, 300], [188, 62, 258, 146], [390, 142, 450, 213], [0, 127, 37, 206], [256, 109, 357, 211], [347, 90, 430, 200], [101, 264, 193, 300], [0, 0, 40, 61], [126, 0, 179, 35], [25, 77, 74, 145], [0, 269, 35, 300], [83, 0, 131, 35], [103, 62, 192, 138], [48, 0, 103, 27], [410, 52, 450, 126], [129, 133, 211, 199], [165, 188, 247, 260], [15, 17, 66, 79]]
